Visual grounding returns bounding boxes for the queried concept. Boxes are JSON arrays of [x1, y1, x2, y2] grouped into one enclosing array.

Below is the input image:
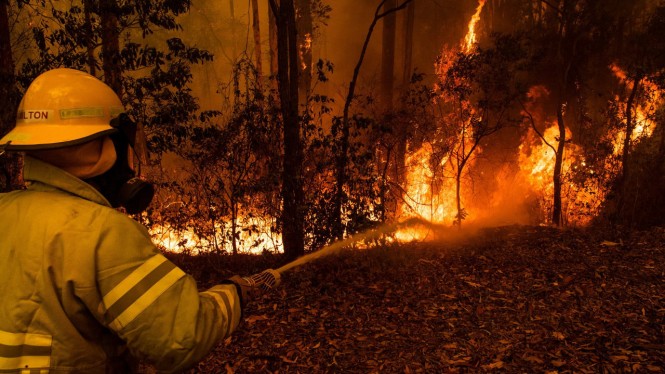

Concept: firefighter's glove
[[227, 269, 281, 307]]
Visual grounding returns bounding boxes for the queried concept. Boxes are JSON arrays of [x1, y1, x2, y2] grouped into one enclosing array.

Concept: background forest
[[0, 0, 664, 259]]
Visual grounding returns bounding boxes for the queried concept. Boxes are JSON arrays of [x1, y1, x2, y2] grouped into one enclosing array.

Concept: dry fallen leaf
[[482, 360, 504, 369], [552, 331, 565, 340], [245, 314, 269, 324]]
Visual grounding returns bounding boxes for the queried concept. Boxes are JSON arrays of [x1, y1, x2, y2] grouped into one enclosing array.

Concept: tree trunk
[[271, 0, 304, 259], [455, 168, 462, 227], [620, 75, 641, 188], [550, 0, 575, 227], [251, 0, 262, 83], [0, 0, 14, 135], [401, 0, 415, 87], [552, 101, 566, 226], [100, 0, 122, 96], [296, 0, 312, 100], [231, 198, 238, 255], [269, 1, 279, 80], [393, 0, 415, 213], [84, 0, 97, 76], [617, 74, 642, 218], [0, 0, 19, 192], [380, 0, 397, 110]]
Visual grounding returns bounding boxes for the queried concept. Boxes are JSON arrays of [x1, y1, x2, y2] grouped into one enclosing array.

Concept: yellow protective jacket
[[0, 157, 241, 373]]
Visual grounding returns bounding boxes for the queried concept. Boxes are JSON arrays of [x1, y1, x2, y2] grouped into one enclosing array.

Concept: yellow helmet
[[0, 68, 124, 151]]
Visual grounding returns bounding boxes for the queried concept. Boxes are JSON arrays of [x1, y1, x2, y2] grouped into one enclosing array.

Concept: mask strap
[[0, 141, 10, 157], [110, 114, 148, 177]]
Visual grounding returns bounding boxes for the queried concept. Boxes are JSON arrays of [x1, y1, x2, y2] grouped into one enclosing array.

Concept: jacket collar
[[23, 156, 112, 207]]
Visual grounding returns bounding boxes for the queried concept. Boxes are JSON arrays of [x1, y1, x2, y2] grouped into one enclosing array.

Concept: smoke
[[166, 0, 481, 111]]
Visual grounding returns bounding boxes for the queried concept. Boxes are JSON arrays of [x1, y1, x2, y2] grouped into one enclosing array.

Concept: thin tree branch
[[519, 99, 556, 154], [539, 0, 563, 16]]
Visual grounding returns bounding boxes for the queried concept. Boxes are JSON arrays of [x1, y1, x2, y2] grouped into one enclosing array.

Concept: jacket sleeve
[[94, 212, 242, 373]]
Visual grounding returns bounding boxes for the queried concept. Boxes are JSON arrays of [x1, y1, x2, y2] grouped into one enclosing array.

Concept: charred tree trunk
[[380, 0, 397, 110], [270, 0, 304, 259], [0, 0, 13, 129], [620, 75, 642, 187], [455, 168, 463, 227], [552, 102, 566, 226], [0, 0, 19, 192], [251, 0, 262, 83], [617, 74, 643, 218], [296, 0, 312, 100], [454, 130, 481, 229], [231, 197, 238, 255], [100, 0, 122, 96], [549, 0, 577, 227]]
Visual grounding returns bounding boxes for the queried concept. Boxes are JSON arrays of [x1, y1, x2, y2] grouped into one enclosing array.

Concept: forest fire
[[1, 2, 664, 372], [392, 0, 664, 236], [2, 0, 654, 256], [140, 0, 662, 253]]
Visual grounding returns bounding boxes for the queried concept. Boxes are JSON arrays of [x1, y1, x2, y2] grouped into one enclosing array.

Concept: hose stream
[[275, 217, 436, 274]]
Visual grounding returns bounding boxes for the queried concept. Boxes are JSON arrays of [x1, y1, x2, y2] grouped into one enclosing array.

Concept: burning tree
[[605, 4, 665, 224], [433, 34, 528, 227]]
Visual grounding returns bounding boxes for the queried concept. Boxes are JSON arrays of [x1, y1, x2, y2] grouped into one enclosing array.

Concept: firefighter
[[0, 68, 269, 373]]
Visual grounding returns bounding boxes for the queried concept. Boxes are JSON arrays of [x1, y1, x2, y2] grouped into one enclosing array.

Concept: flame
[[300, 33, 312, 71], [609, 64, 660, 154], [152, 5, 663, 253], [395, 144, 450, 241], [464, 0, 486, 52], [395, 0, 487, 241], [396, 124, 483, 240], [151, 215, 282, 254]]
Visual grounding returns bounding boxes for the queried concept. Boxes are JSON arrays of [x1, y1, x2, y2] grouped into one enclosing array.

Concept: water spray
[[246, 217, 437, 290]]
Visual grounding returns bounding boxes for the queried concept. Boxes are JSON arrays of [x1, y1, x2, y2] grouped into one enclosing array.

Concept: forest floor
[[165, 225, 665, 373]]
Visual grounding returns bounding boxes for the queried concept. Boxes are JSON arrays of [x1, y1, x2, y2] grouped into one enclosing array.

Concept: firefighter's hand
[[227, 275, 253, 307]]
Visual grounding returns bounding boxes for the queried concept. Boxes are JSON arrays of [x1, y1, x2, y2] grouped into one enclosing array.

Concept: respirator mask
[[86, 114, 154, 214]]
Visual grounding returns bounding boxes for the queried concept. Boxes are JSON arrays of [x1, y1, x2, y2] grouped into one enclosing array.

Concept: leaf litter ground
[[164, 225, 665, 373]]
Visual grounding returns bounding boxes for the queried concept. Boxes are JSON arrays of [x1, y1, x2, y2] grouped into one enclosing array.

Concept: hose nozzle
[[243, 269, 281, 291]]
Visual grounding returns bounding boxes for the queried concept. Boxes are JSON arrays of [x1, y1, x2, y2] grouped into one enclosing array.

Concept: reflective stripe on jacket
[[0, 157, 241, 373]]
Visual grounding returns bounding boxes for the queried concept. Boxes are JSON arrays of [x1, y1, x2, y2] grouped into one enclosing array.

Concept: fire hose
[[242, 217, 435, 291]]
